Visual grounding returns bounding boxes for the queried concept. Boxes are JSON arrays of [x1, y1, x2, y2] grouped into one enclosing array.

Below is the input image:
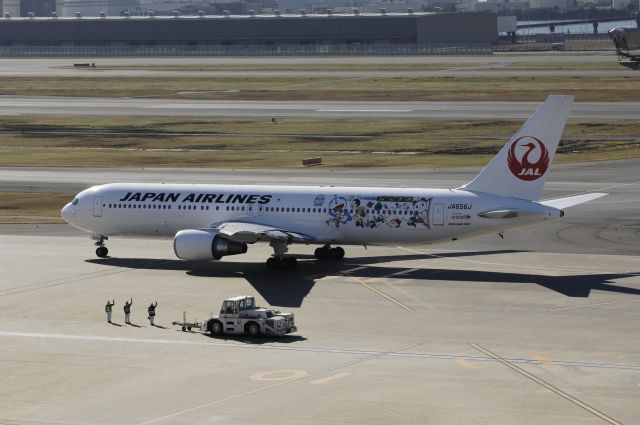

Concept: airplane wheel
[[314, 246, 330, 260], [96, 246, 108, 258], [329, 248, 342, 260], [283, 257, 297, 270], [266, 257, 280, 270]]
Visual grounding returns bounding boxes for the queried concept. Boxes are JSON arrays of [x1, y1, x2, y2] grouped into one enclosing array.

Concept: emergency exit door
[[432, 203, 444, 225], [93, 196, 103, 217]]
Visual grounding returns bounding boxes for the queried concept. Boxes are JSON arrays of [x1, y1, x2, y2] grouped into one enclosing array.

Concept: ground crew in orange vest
[[105, 300, 115, 323]]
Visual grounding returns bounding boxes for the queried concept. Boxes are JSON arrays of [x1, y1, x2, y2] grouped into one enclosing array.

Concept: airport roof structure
[[0, 12, 498, 45]]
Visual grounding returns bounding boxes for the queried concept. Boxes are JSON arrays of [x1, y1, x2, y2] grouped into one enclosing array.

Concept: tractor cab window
[[238, 298, 255, 311], [221, 301, 236, 315]]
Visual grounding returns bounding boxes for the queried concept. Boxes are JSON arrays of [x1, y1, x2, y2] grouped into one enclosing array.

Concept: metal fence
[[0, 43, 494, 57], [0, 37, 615, 56], [495, 34, 614, 52]]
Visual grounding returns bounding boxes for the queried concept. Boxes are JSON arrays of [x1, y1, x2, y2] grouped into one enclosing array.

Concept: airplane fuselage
[[63, 183, 561, 246]]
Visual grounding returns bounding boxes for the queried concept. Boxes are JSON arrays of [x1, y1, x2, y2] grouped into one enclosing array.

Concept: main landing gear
[[94, 235, 109, 258], [266, 240, 297, 270], [314, 245, 345, 260], [266, 256, 298, 270], [264, 242, 345, 270]]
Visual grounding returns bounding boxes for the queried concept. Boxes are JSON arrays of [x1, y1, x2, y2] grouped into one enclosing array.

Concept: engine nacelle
[[173, 229, 248, 261]]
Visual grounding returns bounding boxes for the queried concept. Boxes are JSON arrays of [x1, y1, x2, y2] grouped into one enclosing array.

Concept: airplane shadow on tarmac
[[87, 249, 640, 307]]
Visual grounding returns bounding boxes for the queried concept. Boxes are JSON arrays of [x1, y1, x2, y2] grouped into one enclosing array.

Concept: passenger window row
[[105, 203, 172, 210], [100, 204, 412, 215], [101, 203, 332, 214], [259, 207, 328, 213]]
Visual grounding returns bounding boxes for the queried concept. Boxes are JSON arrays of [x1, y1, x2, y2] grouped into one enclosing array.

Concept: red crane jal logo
[[507, 136, 550, 181]]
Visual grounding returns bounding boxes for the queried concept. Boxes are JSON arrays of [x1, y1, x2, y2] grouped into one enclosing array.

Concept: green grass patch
[[0, 117, 638, 168]]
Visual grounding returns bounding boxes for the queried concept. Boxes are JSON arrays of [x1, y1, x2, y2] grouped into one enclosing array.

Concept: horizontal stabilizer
[[478, 209, 540, 219], [540, 193, 607, 209]]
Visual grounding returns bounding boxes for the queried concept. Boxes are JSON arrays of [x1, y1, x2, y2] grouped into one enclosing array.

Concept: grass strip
[[0, 76, 636, 101], [0, 192, 68, 223], [0, 117, 638, 168]]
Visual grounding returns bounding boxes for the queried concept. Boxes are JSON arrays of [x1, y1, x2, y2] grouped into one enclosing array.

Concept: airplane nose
[[61, 203, 72, 222]]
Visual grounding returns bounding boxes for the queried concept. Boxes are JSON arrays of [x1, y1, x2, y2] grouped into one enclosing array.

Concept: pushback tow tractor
[[172, 296, 297, 337]]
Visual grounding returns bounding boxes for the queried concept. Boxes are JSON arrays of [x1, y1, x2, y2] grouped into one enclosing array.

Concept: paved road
[[0, 53, 618, 68], [1, 95, 638, 120], [1, 68, 636, 79], [0, 53, 631, 78]]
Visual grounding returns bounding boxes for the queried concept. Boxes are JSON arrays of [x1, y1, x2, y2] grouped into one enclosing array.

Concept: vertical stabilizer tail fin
[[461, 95, 574, 201]]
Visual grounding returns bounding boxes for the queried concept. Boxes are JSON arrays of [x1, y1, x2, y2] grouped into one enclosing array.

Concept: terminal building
[[0, 11, 497, 47]]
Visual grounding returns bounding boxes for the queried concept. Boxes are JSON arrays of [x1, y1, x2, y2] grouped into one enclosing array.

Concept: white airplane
[[61, 95, 605, 269]]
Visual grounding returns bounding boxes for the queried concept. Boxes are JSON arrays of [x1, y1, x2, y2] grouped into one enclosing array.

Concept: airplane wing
[[214, 222, 316, 244], [540, 193, 607, 209]]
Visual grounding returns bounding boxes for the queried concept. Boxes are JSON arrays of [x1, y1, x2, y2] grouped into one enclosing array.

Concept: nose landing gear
[[93, 235, 109, 258]]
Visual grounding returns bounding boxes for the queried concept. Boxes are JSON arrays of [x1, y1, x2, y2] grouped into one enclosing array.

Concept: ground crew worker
[[148, 301, 158, 326], [123, 298, 133, 324], [105, 300, 115, 323]]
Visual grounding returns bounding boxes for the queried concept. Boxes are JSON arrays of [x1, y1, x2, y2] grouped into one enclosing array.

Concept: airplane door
[[93, 196, 103, 217], [432, 203, 444, 225]]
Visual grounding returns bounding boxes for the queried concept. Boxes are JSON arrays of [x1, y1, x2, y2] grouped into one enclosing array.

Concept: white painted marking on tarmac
[[456, 359, 480, 369], [395, 246, 605, 274], [250, 370, 308, 381], [2, 332, 639, 372], [551, 299, 640, 312], [471, 343, 622, 425], [532, 354, 556, 366], [342, 272, 414, 312], [147, 103, 241, 110], [591, 199, 640, 204], [342, 266, 367, 273], [379, 279, 438, 311], [136, 342, 422, 425], [388, 268, 420, 277], [309, 372, 351, 384], [552, 181, 640, 201], [317, 109, 413, 113]]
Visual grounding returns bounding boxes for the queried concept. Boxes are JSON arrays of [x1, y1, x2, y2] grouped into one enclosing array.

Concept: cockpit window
[[71, 198, 79, 206]]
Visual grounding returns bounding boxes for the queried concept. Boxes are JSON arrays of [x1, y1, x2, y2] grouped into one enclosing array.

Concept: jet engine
[[173, 229, 247, 261]]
